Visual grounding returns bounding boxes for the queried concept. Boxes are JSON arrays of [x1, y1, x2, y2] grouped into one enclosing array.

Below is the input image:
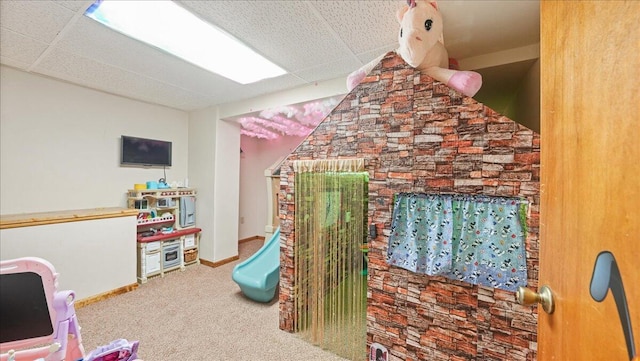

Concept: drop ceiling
[[0, 0, 540, 113]]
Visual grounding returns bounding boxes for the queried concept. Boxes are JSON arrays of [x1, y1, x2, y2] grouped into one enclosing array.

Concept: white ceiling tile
[[0, 29, 49, 66], [52, 0, 93, 12], [354, 45, 398, 65], [179, 1, 356, 71], [34, 47, 211, 110], [0, 0, 76, 43], [293, 56, 363, 83], [0, 1, 541, 112], [310, 1, 401, 55], [0, 56, 31, 71], [232, 75, 308, 99]]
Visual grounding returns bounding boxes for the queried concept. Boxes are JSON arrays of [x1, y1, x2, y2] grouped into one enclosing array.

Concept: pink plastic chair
[[0, 257, 85, 361]]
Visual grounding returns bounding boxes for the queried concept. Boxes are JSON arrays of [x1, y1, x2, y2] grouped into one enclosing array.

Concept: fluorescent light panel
[[84, 0, 286, 84]]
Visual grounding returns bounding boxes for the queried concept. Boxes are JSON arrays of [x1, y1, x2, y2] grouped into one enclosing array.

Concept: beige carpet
[[75, 239, 348, 361]]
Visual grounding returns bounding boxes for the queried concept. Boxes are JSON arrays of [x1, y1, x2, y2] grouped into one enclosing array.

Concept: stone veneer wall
[[278, 52, 540, 361]]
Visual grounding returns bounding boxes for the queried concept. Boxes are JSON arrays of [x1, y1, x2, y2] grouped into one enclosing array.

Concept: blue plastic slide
[[232, 227, 280, 303]]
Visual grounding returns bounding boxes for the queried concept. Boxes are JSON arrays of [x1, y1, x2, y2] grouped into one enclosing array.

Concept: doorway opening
[[292, 159, 368, 361]]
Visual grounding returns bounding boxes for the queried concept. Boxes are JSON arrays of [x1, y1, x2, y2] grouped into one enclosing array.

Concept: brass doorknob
[[516, 285, 555, 314]]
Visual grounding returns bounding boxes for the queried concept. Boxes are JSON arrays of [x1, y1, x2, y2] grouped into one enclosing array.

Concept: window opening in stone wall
[[387, 193, 528, 292]]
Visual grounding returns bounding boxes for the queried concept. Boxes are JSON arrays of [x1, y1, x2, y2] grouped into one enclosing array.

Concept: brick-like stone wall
[[279, 52, 540, 361]]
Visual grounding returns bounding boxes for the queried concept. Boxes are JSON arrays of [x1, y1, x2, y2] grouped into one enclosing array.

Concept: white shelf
[[136, 215, 174, 226], [128, 188, 197, 199]]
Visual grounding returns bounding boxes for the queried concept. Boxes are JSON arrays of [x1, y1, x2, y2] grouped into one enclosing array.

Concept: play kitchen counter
[[128, 188, 200, 283]]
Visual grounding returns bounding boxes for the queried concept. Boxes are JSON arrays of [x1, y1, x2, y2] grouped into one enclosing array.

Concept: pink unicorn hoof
[[448, 71, 482, 97]]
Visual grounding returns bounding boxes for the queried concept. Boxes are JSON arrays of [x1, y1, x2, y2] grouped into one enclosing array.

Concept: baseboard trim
[[200, 255, 239, 268], [239, 235, 265, 244], [75, 283, 139, 309], [75, 237, 265, 303], [200, 236, 264, 268]]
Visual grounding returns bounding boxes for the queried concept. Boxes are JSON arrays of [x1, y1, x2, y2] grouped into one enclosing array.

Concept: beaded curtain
[[293, 159, 368, 361]]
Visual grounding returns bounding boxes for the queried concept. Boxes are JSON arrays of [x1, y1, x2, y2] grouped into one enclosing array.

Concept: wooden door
[[540, 1, 639, 360]]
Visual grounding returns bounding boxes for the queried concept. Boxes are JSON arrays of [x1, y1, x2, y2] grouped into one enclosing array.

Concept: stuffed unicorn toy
[[347, 0, 482, 98]]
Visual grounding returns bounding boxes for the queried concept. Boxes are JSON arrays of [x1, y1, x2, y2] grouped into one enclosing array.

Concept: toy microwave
[[157, 198, 175, 208]]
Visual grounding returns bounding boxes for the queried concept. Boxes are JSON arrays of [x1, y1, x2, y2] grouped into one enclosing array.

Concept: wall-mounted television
[[121, 135, 172, 167]]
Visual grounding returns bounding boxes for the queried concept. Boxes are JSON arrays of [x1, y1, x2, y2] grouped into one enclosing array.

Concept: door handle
[[590, 251, 636, 361], [516, 285, 555, 314]]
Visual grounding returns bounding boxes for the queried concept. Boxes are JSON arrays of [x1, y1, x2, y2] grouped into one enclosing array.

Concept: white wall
[[0, 216, 137, 300], [238, 135, 305, 240], [0, 65, 330, 268], [188, 109, 241, 263], [514, 58, 541, 133], [0, 66, 189, 214], [188, 107, 217, 262], [212, 119, 241, 261], [0, 65, 345, 291]]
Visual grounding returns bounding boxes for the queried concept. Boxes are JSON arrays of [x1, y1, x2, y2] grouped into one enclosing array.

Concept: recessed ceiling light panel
[[85, 0, 287, 84]]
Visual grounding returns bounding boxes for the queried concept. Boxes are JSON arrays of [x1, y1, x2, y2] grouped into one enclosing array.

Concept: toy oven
[[162, 240, 181, 269]]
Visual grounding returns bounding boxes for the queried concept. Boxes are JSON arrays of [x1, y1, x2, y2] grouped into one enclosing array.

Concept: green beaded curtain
[[293, 159, 368, 361]]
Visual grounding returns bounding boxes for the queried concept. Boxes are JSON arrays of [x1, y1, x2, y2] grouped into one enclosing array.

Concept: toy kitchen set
[[128, 179, 201, 284]]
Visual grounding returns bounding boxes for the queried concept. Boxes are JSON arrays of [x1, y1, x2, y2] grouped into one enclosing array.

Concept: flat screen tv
[[121, 135, 172, 167]]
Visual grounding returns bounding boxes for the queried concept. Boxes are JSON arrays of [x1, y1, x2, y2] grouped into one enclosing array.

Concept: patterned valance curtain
[[387, 193, 528, 292]]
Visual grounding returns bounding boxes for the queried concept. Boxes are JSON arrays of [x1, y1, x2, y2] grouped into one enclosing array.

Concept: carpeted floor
[[75, 239, 348, 361]]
